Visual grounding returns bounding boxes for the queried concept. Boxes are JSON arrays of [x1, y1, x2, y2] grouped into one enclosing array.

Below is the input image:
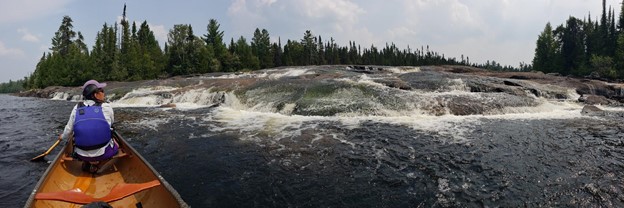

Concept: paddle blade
[[30, 153, 48, 162]]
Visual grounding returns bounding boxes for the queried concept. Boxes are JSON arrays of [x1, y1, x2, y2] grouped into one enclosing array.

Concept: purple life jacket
[[73, 102, 111, 150]]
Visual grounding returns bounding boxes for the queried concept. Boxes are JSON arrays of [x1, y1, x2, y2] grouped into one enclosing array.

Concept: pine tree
[[559, 17, 586, 75], [203, 19, 227, 71], [50, 16, 76, 56], [166, 24, 191, 75], [533, 23, 557, 73], [233, 36, 259, 70], [272, 37, 283, 67], [252, 28, 273, 69], [137, 21, 165, 78], [301, 30, 316, 65]]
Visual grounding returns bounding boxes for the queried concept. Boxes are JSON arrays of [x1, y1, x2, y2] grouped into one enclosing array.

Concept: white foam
[[387, 67, 421, 74], [209, 95, 586, 144], [136, 117, 171, 131], [486, 101, 584, 119], [337, 74, 387, 89], [111, 87, 232, 109], [206, 72, 257, 79], [442, 78, 469, 92], [265, 68, 315, 79], [170, 88, 222, 107], [112, 95, 167, 107], [50, 92, 72, 100], [211, 106, 474, 143], [204, 68, 315, 80]]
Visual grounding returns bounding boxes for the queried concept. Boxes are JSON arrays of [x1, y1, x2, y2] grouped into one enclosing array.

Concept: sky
[[0, 0, 622, 83]]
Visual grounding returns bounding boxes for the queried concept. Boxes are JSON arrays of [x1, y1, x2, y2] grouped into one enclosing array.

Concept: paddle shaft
[[31, 135, 62, 161]]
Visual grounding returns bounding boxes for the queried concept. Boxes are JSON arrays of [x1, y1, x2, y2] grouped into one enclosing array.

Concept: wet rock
[[375, 78, 412, 90], [578, 95, 612, 105], [581, 105, 604, 116], [581, 105, 624, 117], [159, 103, 177, 108]]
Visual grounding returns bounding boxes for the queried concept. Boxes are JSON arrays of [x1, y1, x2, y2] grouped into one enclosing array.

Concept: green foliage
[[231, 36, 259, 70], [0, 79, 26, 93], [50, 16, 76, 56], [92, 23, 120, 81], [590, 55, 616, 79], [533, 0, 624, 79], [203, 19, 227, 71], [533, 23, 558, 73], [301, 30, 317, 65], [252, 28, 273, 69], [137, 21, 166, 78]]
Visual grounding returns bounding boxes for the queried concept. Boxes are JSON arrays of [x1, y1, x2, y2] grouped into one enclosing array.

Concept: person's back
[[61, 80, 118, 172]]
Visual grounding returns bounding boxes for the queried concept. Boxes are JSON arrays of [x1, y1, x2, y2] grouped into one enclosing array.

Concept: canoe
[[24, 131, 189, 208]]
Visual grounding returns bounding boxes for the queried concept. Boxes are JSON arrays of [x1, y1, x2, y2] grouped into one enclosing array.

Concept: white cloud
[[0, 41, 25, 57], [149, 24, 168, 45], [226, 0, 367, 43], [259, 0, 277, 6], [449, 2, 477, 27], [0, 0, 71, 23], [17, 28, 40, 43]]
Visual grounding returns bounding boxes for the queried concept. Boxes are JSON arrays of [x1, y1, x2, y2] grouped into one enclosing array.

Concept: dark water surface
[[2, 94, 624, 207]]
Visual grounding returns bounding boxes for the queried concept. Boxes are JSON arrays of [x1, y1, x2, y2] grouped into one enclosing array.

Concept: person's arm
[[61, 104, 78, 140], [102, 103, 114, 128]]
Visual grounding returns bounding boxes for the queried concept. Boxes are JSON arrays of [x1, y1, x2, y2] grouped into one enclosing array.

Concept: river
[[3, 66, 624, 207]]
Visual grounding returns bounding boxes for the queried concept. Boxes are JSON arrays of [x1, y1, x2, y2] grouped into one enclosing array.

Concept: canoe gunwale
[[23, 140, 66, 208]]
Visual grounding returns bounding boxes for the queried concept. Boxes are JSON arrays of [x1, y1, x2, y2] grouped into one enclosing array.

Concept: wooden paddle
[[31, 134, 62, 162]]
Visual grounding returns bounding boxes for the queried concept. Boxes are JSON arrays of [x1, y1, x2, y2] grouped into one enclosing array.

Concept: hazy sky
[[0, 0, 621, 83]]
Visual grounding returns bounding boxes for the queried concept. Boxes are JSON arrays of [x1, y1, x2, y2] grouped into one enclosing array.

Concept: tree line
[[14, 5, 526, 91], [533, 0, 624, 79]]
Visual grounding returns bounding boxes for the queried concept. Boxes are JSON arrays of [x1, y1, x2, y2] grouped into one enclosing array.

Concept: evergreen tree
[[271, 37, 283, 67], [232, 36, 259, 70], [50, 16, 76, 56], [251, 28, 273, 69], [203, 19, 227, 71], [75, 32, 89, 54], [317, 35, 326, 65], [137, 21, 166, 78], [533, 23, 558, 73], [301, 30, 317, 65], [92, 23, 121, 81], [616, 26, 624, 77], [118, 4, 134, 81], [557, 17, 586, 75], [166, 24, 192, 75]]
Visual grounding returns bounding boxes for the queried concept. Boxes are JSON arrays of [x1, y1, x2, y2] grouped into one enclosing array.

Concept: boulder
[[581, 105, 604, 116], [578, 95, 612, 105]]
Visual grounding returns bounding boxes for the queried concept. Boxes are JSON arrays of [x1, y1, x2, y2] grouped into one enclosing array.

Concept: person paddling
[[61, 80, 118, 172]]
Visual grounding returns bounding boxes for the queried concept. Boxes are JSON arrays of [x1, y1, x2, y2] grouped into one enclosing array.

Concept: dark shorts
[[76, 142, 119, 162]]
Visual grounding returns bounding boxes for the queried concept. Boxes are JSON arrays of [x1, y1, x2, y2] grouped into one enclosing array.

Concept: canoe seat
[[34, 180, 161, 204], [61, 148, 128, 162]]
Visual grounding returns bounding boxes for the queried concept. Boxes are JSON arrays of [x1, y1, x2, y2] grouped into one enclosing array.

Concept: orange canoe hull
[[24, 132, 188, 208]]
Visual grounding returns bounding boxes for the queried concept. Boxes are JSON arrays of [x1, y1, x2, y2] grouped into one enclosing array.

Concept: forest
[[532, 0, 624, 79]]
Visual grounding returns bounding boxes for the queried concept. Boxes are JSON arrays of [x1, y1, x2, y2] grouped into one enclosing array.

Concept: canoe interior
[[26, 134, 187, 208]]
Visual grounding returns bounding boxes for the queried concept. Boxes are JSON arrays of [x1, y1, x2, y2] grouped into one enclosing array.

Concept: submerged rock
[[578, 95, 612, 105], [581, 105, 605, 116], [159, 103, 177, 108], [581, 105, 624, 117]]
